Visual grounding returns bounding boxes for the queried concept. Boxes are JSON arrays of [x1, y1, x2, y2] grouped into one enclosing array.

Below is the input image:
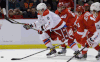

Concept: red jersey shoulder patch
[[55, 10, 60, 15], [43, 9, 49, 16]]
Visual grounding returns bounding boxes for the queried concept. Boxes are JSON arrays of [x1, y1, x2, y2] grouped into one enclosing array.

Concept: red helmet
[[84, 3, 89, 7], [57, 2, 65, 7], [76, 6, 85, 13]]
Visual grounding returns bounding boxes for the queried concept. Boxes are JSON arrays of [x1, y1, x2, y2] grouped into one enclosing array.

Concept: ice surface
[[0, 48, 100, 62]]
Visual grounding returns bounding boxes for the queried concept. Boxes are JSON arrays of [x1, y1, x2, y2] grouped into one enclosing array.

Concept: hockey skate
[[57, 47, 66, 56], [46, 47, 57, 58], [74, 50, 80, 55], [75, 53, 87, 60], [95, 50, 100, 60]]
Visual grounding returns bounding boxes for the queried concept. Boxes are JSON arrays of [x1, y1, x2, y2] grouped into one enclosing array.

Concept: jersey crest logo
[[61, 14, 67, 18]]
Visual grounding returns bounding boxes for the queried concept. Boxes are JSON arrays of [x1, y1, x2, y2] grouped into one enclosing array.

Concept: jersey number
[[77, 23, 80, 28]]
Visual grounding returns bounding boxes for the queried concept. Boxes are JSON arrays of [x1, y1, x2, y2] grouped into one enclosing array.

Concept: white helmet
[[36, 3, 47, 11], [90, 2, 100, 11]]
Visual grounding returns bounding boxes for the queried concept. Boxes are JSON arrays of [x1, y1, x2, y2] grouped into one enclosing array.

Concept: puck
[[1, 56, 4, 58]]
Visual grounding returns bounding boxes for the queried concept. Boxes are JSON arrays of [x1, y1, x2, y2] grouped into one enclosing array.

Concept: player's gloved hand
[[38, 30, 43, 34], [87, 38, 94, 47], [72, 25, 77, 32], [23, 24, 33, 30]]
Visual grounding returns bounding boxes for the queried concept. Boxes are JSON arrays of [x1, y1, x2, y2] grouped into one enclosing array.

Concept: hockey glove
[[87, 38, 94, 47], [23, 24, 33, 30]]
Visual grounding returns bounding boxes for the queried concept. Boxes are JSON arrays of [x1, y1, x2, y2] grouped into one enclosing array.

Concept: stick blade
[[11, 58, 22, 60]]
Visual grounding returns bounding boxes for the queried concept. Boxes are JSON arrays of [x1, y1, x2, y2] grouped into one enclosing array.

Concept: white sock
[[71, 44, 79, 51], [46, 42, 53, 48]]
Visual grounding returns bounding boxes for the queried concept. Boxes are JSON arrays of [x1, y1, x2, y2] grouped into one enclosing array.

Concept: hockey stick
[[66, 45, 87, 62], [3, 8, 25, 25], [3, 8, 38, 31], [11, 40, 68, 60]]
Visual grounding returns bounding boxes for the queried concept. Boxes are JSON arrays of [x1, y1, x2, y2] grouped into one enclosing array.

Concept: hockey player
[[74, 5, 100, 60], [89, 2, 100, 60], [55, 2, 79, 55], [84, 3, 90, 12], [23, 3, 68, 57], [59, 0, 74, 10]]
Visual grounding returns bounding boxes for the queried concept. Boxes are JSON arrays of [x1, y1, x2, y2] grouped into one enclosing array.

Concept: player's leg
[[73, 32, 88, 59], [67, 28, 79, 54], [91, 42, 100, 60], [67, 36, 79, 53], [54, 29, 67, 55], [75, 45, 88, 60], [87, 30, 100, 60], [58, 39, 67, 55], [40, 30, 57, 57]]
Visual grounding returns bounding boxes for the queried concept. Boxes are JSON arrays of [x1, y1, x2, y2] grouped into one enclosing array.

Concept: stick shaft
[[67, 45, 87, 62], [11, 41, 68, 60]]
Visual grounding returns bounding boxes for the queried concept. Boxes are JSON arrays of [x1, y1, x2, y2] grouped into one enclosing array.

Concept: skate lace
[[50, 49, 53, 53]]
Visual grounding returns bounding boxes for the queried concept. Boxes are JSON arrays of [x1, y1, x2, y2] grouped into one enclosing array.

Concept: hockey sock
[[43, 38, 53, 48], [94, 45, 100, 51], [69, 42, 79, 51]]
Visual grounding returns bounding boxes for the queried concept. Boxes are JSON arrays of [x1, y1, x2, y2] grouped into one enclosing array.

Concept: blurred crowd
[[0, 0, 100, 19]]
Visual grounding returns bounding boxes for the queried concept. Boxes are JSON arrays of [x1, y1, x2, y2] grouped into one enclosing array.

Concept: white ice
[[0, 48, 100, 62]]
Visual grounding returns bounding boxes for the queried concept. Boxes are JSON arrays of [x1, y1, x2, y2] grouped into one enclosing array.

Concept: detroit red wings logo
[[61, 14, 67, 18]]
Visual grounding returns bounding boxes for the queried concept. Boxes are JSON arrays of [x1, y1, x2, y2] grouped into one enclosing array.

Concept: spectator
[[52, 0, 58, 11], [13, 8, 23, 18], [0, 7, 4, 18], [8, 9, 14, 18], [8, 0, 16, 9], [92, 0, 100, 2], [47, 4, 52, 11], [15, 0, 21, 9], [30, 7, 37, 18], [32, 0, 40, 7], [88, 0, 93, 5], [23, 8, 31, 18], [18, 0, 25, 11], [43, 0, 48, 5], [23, 0, 34, 11], [59, 0, 74, 10], [23, 7, 37, 18], [78, 0, 90, 6]]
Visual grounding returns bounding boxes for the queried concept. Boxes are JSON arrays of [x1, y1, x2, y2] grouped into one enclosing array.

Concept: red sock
[[94, 45, 100, 51], [82, 51, 87, 54], [61, 44, 66, 48]]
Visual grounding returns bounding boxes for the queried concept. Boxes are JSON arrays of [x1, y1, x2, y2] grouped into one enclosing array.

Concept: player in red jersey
[[55, 2, 79, 55], [59, 0, 74, 10], [74, 5, 100, 60]]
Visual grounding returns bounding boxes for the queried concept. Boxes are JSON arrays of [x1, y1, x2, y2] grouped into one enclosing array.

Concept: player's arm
[[23, 15, 47, 30], [67, 9, 75, 18], [85, 16, 96, 41], [43, 14, 54, 31]]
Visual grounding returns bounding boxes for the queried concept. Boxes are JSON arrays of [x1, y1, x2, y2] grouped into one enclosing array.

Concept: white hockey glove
[[23, 24, 33, 30], [87, 38, 94, 47]]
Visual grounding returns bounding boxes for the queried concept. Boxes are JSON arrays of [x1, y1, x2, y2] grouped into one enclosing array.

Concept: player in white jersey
[[23, 3, 68, 57], [89, 2, 100, 60]]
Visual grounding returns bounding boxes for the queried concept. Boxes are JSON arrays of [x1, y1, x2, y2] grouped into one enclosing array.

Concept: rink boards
[[0, 19, 94, 49]]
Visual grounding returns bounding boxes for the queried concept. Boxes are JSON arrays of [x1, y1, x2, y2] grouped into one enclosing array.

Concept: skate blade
[[47, 53, 57, 58], [57, 53, 66, 56], [75, 58, 87, 61], [96, 57, 100, 60]]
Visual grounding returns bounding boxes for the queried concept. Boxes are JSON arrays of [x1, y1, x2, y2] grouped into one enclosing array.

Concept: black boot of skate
[[75, 53, 87, 60], [46, 47, 57, 58], [95, 50, 100, 60], [73, 50, 80, 58], [58, 46, 66, 56]]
